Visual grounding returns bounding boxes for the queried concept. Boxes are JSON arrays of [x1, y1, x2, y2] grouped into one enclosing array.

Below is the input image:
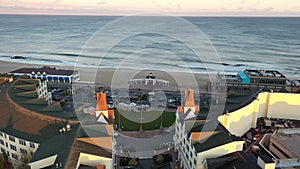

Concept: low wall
[[218, 92, 300, 136]]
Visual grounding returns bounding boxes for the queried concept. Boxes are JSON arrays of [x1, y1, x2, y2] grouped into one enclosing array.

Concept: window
[[20, 148, 27, 155], [12, 153, 18, 160], [30, 142, 35, 148], [0, 148, 4, 153], [0, 139, 4, 145], [19, 139, 26, 146], [0, 131, 3, 137], [9, 136, 15, 142], [10, 144, 17, 151]]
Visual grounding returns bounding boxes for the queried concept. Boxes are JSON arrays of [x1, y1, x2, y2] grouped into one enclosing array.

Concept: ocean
[[0, 15, 299, 77]]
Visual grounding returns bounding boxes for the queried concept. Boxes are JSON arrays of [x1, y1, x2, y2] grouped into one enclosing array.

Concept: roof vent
[[59, 124, 72, 133], [66, 124, 71, 131]]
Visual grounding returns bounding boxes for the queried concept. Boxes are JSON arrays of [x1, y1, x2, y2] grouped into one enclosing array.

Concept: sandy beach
[[0, 60, 212, 89]]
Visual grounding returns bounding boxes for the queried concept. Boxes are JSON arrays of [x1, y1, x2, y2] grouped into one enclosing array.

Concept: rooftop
[[30, 123, 113, 169], [0, 78, 76, 143], [245, 69, 286, 79], [206, 151, 260, 169], [96, 92, 108, 111], [11, 67, 76, 76], [184, 89, 195, 107], [184, 120, 241, 153], [272, 128, 300, 158]]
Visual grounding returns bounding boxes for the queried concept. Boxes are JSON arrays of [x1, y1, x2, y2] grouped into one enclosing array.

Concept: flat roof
[[206, 151, 260, 169], [238, 71, 250, 80], [184, 120, 241, 153], [11, 67, 76, 76], [272, 129, 300, 157], [245, 69, 286, 79]]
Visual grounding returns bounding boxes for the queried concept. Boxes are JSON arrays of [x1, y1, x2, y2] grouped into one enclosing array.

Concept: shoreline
[[0, 60, 213, 88]]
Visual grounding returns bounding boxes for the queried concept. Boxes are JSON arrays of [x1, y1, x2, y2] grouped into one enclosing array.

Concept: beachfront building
[[0, 72, 114, 169], [210, 69, 290, 93], [174, 89, 244, 169], [10, 66, 80, 84], [289, 79, 300, 93], [129, 72, 170, 91]]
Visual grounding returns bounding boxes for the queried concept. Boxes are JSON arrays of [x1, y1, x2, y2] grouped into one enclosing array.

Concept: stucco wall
[[218, 92, 300, 136], [197, 141, 244, 168], [29, 155, 57, 169], [78, 153, 112, 169], [267, 93, 300, 120]]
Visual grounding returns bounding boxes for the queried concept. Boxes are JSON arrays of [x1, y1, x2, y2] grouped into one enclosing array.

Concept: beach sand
[[0, 60, 213, 89]]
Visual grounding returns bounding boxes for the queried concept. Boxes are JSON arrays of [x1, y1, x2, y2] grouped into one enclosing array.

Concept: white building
[[0, 131, 39, 162], [129, 73, 170, 91], [14, 78, 52, 103], [174, 89, 244, 169], [11, 67, 80, 84]]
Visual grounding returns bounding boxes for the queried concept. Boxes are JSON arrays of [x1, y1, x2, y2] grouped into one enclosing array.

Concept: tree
[[0, 154, 4, 169], [155, 155, 164, 165], [17, 153, 31, 169], [1, 152, 13, 169], [154, 155, 165, 168], [128, 158, 138, 167]]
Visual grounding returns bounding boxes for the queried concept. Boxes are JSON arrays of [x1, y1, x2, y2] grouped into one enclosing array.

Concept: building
[[217, 91, 300, 168], [90, 92, 115, 124], [259, 128, 300, 168], [13, 78, 52, 103], [0, 76, 13, 83], [206, 151, 261, 169], [174, 89, 244, 169], [0, 77, 67, 164], [259, 128, 300, 169], [289, 80, 300, 93], [269, 131, 300, 159], [0, 75, 114, 169], [29, 124, 113, 169], [210, 69, 289, 93], [218, 92, 300, 137], [10, 66, 80, 84], [129, 73, 170, 91]]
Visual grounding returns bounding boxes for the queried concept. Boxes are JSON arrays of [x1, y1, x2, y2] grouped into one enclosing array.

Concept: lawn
[[114, 108, 176, 131]]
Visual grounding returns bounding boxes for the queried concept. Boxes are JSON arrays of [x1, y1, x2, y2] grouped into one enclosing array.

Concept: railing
[[275, 158, 300, 168]]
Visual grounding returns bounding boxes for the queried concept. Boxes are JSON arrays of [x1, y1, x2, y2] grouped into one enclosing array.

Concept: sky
[[0, 0, 299, 16]]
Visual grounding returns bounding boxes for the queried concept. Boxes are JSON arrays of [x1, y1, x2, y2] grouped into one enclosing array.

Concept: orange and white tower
[[181, 89, 200, 120], [93, 92, 114, 124]]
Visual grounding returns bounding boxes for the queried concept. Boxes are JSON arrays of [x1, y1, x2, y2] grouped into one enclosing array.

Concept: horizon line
[[0, 13, 299, 17]]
